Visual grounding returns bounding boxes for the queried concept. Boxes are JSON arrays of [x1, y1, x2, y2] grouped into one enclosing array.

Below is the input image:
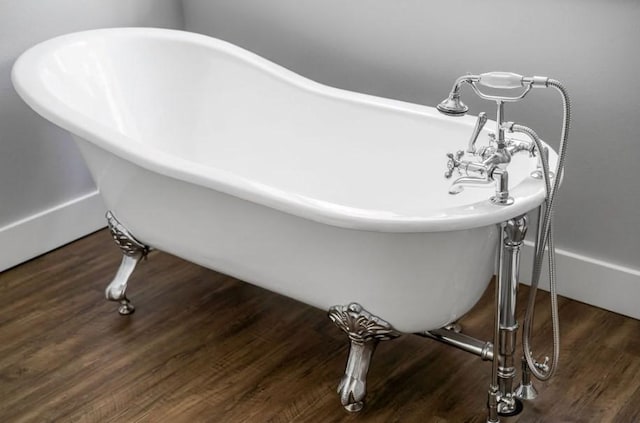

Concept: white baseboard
[[0, 191, 106, 272], [520, 241, 640, 320]]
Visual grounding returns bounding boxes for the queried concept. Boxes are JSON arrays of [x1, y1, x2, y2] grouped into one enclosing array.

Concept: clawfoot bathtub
[[12, 28, 553, 414]]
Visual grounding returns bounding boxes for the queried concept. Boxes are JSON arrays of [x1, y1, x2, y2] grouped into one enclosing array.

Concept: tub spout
[[449, 175, 492, 194]]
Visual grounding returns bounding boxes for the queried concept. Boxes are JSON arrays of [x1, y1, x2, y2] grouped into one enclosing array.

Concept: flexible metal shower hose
[[511, 79, 571, 381]]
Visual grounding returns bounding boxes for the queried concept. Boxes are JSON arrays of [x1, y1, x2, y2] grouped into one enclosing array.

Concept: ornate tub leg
[[105, 211, 150, 315], [328, 303, 400, 412]]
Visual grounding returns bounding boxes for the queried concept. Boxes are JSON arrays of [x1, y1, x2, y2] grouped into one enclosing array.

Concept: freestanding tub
[[12, 28, 553, 413]]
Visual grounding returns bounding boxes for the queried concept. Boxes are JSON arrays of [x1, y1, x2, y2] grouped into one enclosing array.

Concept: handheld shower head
[[436, 93, 468, 116], [437, 73, 548, 117], [435, 75, 478, 117]]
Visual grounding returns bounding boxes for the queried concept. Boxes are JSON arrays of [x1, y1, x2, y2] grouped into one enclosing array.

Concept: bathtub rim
[[11, 27, 555, 233]]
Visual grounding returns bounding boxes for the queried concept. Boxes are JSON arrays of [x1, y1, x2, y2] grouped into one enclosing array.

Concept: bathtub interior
[[19, 29, 545, 226]]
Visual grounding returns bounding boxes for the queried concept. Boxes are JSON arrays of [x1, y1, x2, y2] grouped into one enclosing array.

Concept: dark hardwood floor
[[1, 229, 639, 422]]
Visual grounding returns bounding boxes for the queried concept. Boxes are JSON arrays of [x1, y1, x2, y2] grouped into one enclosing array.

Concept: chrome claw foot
[[106, 254, 141, 315], [328, 303, 400, 412], [337, 340, 373, 412], [105, 211, 149, 315], [116, 297, 135, 315]]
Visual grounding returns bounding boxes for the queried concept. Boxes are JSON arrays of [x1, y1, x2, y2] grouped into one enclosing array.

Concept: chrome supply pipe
[[496, 216, 527, 416], [515, 356, 538, 400], [418, 328, 493, 361]]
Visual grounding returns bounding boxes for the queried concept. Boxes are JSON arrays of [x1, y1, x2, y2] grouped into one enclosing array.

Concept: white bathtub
[[12, 28, 551, 333]]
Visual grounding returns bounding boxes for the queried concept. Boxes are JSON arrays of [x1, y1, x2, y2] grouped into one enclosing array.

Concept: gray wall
[[0, 1, 183, 226], [183, 0, 640, 271], [2, 0, 638, 283], [0, 0, 183, 268]]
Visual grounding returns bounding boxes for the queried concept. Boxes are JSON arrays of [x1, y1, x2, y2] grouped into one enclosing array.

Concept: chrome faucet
[[437, 72, 549, 205], [445, 146, 513, 205], [435, 72, 571, 423]]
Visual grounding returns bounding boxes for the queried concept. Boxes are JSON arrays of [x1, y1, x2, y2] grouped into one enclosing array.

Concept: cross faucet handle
[[445, 150, 465, 179]]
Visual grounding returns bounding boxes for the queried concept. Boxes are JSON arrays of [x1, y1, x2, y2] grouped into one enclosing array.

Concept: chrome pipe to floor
[[421, 216, 529, 423], [417, 329, 493, 361], [493, 215, 528, 419]]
